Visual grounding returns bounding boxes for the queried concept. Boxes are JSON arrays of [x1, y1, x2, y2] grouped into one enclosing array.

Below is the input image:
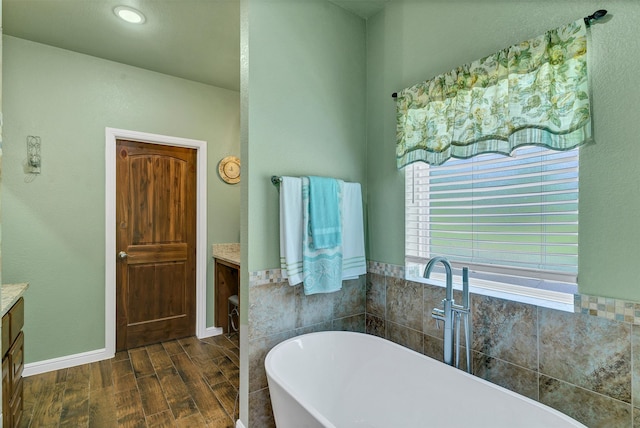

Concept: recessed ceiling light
[[114, 6, 146, 24]]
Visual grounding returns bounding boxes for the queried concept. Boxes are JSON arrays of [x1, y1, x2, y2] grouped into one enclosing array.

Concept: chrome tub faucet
[[424, 257, 472, 373]]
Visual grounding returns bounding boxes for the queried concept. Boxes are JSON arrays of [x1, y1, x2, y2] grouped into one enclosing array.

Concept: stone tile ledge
[[212, 243, 240, 265], [2, 283, 29, 317], [574, 293, 640, 325], [251, 262, 640, 324], [367, 260, 640, 326], [249, 269, 284, 287], [367, 260, 405, 278]]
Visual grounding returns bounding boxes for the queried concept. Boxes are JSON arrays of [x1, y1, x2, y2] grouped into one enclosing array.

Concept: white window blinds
[[405, 146, 579, 288]]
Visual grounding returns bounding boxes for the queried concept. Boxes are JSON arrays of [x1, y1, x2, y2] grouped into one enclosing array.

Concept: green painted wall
[[366, 0, 640, 301], [2, 36, 240, 363], [245, 0, 367, 273], [241, 0, 365, 424]]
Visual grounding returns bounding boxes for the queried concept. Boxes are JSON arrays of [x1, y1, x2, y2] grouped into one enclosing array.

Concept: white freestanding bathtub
[[265, 331, 586, 428]]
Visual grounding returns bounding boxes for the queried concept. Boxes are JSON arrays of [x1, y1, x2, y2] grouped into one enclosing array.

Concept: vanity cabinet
[[2, 298, 24, 428], [214, 258, 240, 334]]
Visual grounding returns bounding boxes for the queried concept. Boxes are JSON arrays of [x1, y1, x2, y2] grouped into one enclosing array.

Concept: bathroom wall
[[242, 0, 366, 425], [2, 36, 241, 363], [244, 0, 367, 273], [364, 2, 640, 426], [366, 264, 639, 427], [366, 0, 640, 302]]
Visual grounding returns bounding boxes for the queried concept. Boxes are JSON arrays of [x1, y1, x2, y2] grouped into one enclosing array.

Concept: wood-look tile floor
[[20, 334, 240, 428]]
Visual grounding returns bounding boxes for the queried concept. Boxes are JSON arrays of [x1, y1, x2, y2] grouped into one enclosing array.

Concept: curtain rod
[[271, 176, 282, 186], [391, 9, 608, 99]]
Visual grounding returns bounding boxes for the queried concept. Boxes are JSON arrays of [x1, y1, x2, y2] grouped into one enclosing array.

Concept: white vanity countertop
[[2, 283, 29, 317], [212, 243, 240, 266]]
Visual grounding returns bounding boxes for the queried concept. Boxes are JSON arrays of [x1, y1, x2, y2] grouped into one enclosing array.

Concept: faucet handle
[[462, 267, 469, 308], [431, 308, 445, 329]]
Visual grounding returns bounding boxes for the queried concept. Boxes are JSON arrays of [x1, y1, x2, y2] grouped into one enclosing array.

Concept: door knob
[[118, 251, 128, 260]]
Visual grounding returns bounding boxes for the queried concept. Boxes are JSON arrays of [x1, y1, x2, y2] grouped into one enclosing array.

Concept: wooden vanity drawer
[[2, 314, 9, 357], [9, 377, 23, 428], [2, 357, 9, 428], [10, 299, 24, 345], [2, 298, 24, 358], [2, 293, 25, 428], [9, 332, 24, 392]]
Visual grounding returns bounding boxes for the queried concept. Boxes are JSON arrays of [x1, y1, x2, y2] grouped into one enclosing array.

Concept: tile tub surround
[[245, 262, 640, 427], [247, 271, 366, 427], [365, 266, 640, 428]]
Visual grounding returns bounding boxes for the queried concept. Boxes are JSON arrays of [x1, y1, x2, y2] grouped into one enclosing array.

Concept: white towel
[[279, 177, 304, 285], [279, 177, 366, 286], [341, 183, 367, 279]]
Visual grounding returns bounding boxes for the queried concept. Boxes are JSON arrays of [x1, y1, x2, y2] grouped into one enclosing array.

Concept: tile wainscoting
[[246, 262, 639, 427], [247, 271, 366, 427], [575, 293, 640, 325], [367, 261, 640, 428]]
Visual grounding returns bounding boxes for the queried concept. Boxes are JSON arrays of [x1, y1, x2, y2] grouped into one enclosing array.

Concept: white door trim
[[105, 127, 211, 357]]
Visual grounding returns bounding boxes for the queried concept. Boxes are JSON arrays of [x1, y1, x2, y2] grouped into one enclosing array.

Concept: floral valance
[[396, 19, 592, 168]]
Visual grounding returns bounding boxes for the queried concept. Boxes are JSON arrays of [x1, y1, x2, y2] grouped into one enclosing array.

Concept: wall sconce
[[27, 136, 41, 174]]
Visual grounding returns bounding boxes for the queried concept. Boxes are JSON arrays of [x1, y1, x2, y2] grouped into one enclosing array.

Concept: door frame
[[105, 127, 212, 356]]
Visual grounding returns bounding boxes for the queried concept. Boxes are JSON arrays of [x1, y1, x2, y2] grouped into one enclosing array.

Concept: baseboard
[[236, 419, 246, 428], [199, 325, 224, 339], [23, 327, 222, 377], [23, 347, 113, 377]]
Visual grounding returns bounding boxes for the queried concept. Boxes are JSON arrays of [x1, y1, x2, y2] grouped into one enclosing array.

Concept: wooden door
[[116, 140, 197, 351]]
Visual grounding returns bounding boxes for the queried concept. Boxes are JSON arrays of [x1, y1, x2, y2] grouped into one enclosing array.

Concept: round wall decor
[[218, 156, 241, 184]]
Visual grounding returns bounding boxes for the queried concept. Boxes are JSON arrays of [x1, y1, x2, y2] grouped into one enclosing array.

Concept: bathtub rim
[[264, 330, 587, 428], [265, 333, 336, 428]]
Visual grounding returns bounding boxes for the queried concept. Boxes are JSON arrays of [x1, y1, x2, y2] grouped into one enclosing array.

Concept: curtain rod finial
[[584, 9, 607, 26]]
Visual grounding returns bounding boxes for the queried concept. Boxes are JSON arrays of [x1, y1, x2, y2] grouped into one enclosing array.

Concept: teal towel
[[302, 177, 343, 295], [308, 176, 342, 249]]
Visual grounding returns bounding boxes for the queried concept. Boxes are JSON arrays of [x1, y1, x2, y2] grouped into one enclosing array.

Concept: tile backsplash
[[575, 293, 640, 324], [246, 262, 640, 427]]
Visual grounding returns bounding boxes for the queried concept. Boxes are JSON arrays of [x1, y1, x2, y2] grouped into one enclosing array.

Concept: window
[[405, 145, 579, 303]]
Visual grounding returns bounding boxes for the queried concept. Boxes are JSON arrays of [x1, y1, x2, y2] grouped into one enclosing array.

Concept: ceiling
[[3, 0, 389, 93], [329, 0, 391, 19]]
